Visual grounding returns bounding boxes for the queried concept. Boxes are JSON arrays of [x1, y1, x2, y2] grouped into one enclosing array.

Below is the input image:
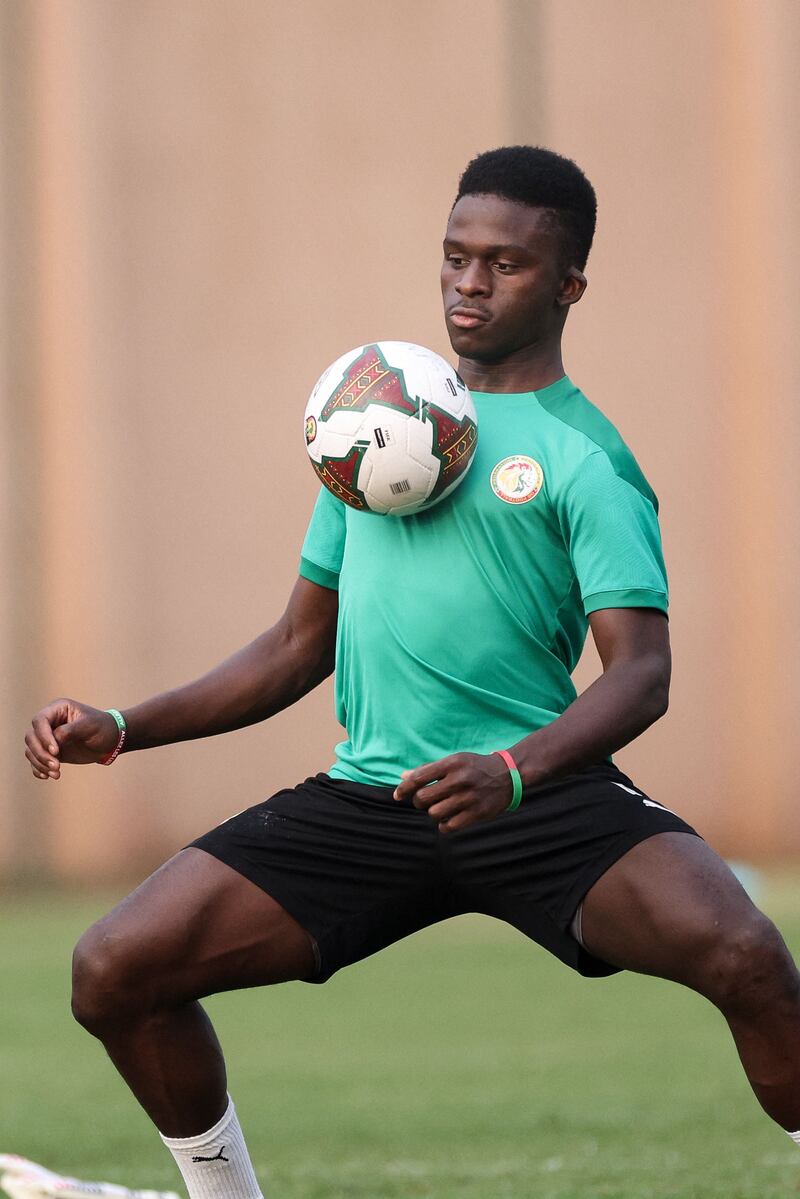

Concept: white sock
[[788, 1130, 800, 1146], [160, 1095, 263, 1199]]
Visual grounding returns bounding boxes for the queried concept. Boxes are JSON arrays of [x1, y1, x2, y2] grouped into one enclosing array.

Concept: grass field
[[2, 878, 800, 1199]]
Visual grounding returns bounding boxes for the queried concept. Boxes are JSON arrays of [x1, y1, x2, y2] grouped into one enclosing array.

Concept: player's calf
[[580, 833, 800, 1134], [693, 910, 800, 1132]]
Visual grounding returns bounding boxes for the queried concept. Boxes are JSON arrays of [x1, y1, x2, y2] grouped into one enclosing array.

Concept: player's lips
[[449, 306, 491, 329]]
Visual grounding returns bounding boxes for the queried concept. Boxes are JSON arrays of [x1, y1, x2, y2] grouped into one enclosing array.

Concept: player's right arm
[[24, 576, 338, 780]]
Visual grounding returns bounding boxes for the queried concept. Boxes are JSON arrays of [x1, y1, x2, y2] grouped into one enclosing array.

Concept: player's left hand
[[392, 751, 515, 832]]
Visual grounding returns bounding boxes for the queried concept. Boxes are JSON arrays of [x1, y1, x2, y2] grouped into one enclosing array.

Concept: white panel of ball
[[358, 406, 436, 515]]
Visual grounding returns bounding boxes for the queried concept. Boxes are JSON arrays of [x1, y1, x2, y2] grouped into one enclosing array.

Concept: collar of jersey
[[470, 375, 572, 402]]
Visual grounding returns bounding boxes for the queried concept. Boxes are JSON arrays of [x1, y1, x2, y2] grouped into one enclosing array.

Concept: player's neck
[[456, 342, 566, 394]]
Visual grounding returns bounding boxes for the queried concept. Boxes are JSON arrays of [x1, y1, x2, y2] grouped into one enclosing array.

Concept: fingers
[[426, 795, 466, 829], [395, 761, 480, 828], [24, 728, 61, 779], [427, 794, 494, 833], [393, 756, 456, 803], [33, 713, 59, 756], [25, 700, 71, 780], [25, 745, 60, 779], [436, 807, 481, 834], [405, 778, 453, 811], [393, 751, 512, 832]]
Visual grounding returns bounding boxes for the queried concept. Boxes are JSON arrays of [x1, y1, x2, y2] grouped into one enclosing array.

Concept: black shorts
[[190, 763, 699, 983]]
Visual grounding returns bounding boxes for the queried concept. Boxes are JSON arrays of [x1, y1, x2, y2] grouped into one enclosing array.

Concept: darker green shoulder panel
[[536, 380, 659, 512]]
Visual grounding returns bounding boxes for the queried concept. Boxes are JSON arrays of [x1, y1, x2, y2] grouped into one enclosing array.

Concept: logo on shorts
[[611, 780, 676, 816], [305, 415, 317, 444], [490, 455, 544, 504]]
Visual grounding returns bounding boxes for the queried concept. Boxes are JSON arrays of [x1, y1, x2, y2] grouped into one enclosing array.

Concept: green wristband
[[100, 708, 127, 765], [493, 749, 524, 811], [106, 708, 126, 734], [506, 768, 523, 811]]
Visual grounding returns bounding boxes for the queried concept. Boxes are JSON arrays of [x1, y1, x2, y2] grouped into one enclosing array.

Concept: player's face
[[441, 194, 585, 364]]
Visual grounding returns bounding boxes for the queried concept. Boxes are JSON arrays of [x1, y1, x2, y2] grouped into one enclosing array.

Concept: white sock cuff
[[160, 1095, 235, 1150], [788, 1130, 800, 1145]]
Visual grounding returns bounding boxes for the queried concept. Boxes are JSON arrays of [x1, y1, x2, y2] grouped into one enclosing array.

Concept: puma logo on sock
[[191, 1147, 228, 1163]]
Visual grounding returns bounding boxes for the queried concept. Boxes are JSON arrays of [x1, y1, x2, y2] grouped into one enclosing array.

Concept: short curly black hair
[[455, 146, 597, 271]]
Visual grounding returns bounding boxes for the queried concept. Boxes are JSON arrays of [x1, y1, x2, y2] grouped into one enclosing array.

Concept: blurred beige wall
[[1, 0, 798, 880]]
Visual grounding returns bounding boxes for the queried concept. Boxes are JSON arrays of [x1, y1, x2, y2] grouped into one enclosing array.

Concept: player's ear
[[557, 267, 587, 307]]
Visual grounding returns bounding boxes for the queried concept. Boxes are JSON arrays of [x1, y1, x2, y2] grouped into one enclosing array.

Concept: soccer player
[[25, 147, 800, 1197]]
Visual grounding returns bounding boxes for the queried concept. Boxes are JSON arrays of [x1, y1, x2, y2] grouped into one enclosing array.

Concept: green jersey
[[299, 375, 667, 787]]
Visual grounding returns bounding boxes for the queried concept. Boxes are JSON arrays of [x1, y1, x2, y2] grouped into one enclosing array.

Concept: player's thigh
[[73, 847, 316, 1010], [579, 831, 774, 988]]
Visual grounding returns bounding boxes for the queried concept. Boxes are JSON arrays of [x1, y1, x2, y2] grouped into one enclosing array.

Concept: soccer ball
[[304, 341, 478, 515]]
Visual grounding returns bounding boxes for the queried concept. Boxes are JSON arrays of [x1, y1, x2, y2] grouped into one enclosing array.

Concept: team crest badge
[[305, 415, 317, 445], [490, 455, 544, 504]]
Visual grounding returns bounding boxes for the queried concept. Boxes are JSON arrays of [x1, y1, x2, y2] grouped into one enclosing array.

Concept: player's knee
[[702, 912, 798, 1016], [71, 920, 143, 1035]]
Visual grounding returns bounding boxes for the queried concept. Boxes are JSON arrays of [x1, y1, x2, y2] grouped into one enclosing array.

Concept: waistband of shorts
[[309, 761, 625, 804]]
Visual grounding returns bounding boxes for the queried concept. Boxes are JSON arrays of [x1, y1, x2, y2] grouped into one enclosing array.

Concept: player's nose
[[455, 261, 491, 297]]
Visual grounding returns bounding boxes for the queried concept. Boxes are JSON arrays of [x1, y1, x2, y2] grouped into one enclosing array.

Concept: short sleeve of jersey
[[560, 450, 668, 615], [299, 487, 345, 591]]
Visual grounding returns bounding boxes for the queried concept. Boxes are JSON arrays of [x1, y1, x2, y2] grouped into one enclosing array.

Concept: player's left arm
[[394, 606, 670, 832]]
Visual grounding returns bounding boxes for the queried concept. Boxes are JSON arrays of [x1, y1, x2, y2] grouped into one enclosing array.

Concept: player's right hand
[[24, 699, 121, 780]]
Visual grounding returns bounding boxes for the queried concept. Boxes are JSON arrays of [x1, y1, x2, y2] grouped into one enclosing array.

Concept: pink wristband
[[494, 749, 518, 773]]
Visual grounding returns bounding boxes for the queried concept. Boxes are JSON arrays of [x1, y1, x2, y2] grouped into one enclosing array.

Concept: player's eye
[[446, 255, 467, 268], [494, 261, 518, 273]]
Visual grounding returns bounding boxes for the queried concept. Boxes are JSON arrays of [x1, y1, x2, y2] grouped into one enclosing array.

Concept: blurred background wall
[[1, 0, 799, 882]]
